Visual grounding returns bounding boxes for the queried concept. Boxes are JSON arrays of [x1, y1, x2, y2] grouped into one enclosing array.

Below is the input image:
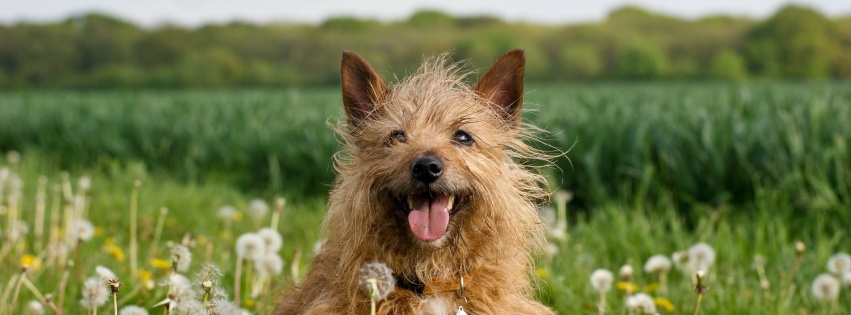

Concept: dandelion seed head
[[827, 252, 851, 275], [589, 269, 614, 293], [795, 241, 806, 255], [257, 228, 283, 253], [255, 253, 285, 276], [79, 277, 109, 309], [235, 233, 266, 261], [217, 205, 237, 221], [554, 190, 573, 205], [170, 244, 192, 272], [619, 265, 633, 280], [625, 293, 656, 314], [165, 274, 196, 302], [644, 255, 672, 274], [209, 298, 241, 315], [842, 272, 851, 288], [688, 242, 716, 273], [811, 274, 840, 301], [7, 151, 20, 164], [78, 176, 91, 191], [119, 305, 149, 315], [248, 199, 269, 219], [26, 300, 45, 315], [72, 219, 95, 242], [358, 261, 396, 301], [173, 299, 205, 315], [95, 265, 116, 281]]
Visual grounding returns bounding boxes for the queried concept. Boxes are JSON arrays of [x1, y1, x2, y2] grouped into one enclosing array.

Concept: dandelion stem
[[234, 256, 244, 306], [35, 176, 47, 253], [57, 267, 71, 315], [367, 278, 378, 315], [21, 276, 48, 305], [693, 294, 703, 315], [130, 180, 141, 278], [113, 293, 117, 315], [147, 207, 168, 264], [8, 272, 25, 315], [598, 292, 606, 315]]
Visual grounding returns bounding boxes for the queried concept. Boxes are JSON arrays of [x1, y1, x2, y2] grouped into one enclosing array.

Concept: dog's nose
[[411, 156, 443, 183]]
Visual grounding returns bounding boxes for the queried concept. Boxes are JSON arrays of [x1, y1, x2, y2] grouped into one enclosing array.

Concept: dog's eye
[[388, 130, 407, 145], [453, 130, 474, 146]]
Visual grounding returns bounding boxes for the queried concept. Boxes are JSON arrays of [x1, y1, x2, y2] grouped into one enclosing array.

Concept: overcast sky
[[2, 0, 850, 27]]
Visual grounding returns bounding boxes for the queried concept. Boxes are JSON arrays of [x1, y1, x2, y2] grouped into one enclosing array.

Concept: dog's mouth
[[399, 192, 463, 242]]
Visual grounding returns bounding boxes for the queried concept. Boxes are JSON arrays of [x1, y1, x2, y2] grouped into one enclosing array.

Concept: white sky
[[2, 0, 850, 27]]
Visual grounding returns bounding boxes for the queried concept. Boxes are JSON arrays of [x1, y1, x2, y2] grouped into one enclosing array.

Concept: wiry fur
[[275, 51, 555, 314]]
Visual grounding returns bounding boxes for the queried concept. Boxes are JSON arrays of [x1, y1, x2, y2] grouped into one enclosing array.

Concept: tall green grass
[[1, 83, 849, 218], [1, 153, 849, 314]]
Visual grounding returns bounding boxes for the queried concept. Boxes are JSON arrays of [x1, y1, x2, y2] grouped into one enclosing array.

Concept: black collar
[[394, 274, 424, 295]]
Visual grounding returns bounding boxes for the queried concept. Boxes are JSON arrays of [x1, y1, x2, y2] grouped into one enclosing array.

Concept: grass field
[[1, 82, 850, 314]]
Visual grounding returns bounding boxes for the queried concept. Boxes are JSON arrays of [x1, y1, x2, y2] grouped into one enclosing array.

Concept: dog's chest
[[418, 295, 466, 315]]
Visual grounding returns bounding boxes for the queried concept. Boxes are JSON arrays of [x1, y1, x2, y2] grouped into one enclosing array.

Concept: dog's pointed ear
[[341, 51, 387, 128], [474, 49, 525, 127]]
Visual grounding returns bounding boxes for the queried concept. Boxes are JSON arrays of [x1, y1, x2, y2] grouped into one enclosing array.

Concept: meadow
[[1, 82, 850, 314]]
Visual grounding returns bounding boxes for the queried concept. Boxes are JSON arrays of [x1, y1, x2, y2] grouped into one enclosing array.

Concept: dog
[[275, 49, 555, 314]]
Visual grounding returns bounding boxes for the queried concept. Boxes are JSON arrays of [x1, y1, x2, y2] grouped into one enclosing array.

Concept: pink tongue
[[407, 195, 450, 242]]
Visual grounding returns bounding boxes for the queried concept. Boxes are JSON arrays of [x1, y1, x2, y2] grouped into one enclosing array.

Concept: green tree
[[709, 49, 748, 81], [616, 39, 668, 79], [745, 5, 838, 79]]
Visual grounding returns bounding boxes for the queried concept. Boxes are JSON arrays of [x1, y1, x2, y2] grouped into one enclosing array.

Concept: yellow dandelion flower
[[243, 297, 256, 308], [196, 235, 208, 246], [536, 268, 550, 278], [617, 281, 637, 292], [105, 244, 125, 262], [233, 211, 244, 222], [150, 258, 171, 271], [653, 297, 674, 312], [644, 283, 661, 293], [20, 254, 41, 271]]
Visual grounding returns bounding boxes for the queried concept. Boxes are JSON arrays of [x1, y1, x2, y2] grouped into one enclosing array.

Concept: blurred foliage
[[0, 5, 850, 89], [1, 82, 850, 217]]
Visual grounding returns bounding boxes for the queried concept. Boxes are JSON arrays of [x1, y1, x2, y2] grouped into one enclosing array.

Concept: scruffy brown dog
[[275, 50, 554, 314]]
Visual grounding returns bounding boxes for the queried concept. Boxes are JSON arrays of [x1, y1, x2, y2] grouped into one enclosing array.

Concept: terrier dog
[[275, 50, 554, 314]]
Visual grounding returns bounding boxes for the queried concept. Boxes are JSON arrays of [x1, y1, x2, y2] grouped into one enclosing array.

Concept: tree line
[[0, 5, 849, 89]]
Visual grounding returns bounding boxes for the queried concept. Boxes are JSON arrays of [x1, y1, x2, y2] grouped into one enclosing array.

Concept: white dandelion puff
[[95, 265, 116, 281], [79, 277, 109, 309], [589, 269, 614, 293], [26, 300, 45, 315], [170, 244, 192, 272], [217, 206, 237, 221], [72, 219, 95, 242], [257, 228, 283, 253], [644, 255, 672, 274], [248, 199, 269, 219], [688, 242, 716, 273], [619, 265, 634, 280], [842, 272, 851, 288], [236, 233, 266, 261], [78, 176, 91, 192], [625, 293, 656, 314], [165, 274, 196, 302], [827, 252, 851, 275], [811, 274, 840, 301], [119, 305, 149, 315], [209, 298, 241, 315], [255, 253, 285, 276], [358, 262, 396, 301]]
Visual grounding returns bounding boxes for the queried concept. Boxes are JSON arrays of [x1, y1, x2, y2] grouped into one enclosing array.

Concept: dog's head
[[334, 50, 544, 252]]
